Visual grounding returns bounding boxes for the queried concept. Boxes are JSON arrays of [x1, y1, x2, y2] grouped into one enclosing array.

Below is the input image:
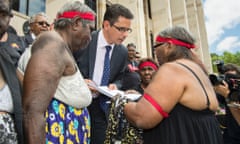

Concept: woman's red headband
[[57, 11, 95, 21], [156, 36, 195, 49], [139, 61, 158, 70]]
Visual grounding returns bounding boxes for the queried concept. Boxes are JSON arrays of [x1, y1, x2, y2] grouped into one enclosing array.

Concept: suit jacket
[[6, 32, 27, 66], [76, 30, 128, 89], [21, 33, 34, 47], [121, 59, 140, 91]]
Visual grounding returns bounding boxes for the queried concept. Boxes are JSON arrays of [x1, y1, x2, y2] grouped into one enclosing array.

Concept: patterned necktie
[[101, 45, 112, 86], [99, 45, 112, 115]]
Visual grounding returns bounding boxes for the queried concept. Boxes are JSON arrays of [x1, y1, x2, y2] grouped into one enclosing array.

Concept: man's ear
[[102, 20, 111, 29], [167, 43, 173, 50], [72, 17, 82, 31]]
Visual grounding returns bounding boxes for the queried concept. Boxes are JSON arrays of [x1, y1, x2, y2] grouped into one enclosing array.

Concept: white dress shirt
[[92, 30, 114, 86]]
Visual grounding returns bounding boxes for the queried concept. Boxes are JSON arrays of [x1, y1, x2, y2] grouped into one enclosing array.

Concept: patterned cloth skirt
[[0, 113, 18, 144], [45, 98, 90, 144]]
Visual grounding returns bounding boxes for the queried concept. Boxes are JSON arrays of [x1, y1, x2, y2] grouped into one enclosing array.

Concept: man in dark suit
[[75, 4, 134, 144]]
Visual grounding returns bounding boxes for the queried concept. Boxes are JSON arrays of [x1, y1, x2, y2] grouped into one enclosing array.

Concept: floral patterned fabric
[[0, 113, 18, 144], [45, 98, 90, 144]]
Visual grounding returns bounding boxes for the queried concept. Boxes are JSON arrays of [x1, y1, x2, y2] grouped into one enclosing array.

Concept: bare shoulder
[[38, 31, 62, 41], [157, 62, 185, 77], [31, 31, 65, 53], [28, 31, 68, 71], [153, 61, 192, 88], [160, 60, 202, 76], [150, 62, 186, 91]]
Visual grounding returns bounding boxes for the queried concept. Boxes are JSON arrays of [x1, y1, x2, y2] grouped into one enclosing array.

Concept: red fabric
[[143, 93, 169, 118], [57, 11, 95, 21], [139, 61, 158, 70], [156, 36, 195, 49], [128, 64, 139, 72]]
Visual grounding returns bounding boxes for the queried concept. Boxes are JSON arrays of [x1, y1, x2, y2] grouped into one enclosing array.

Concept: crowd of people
[[0, 0, 239, 144]]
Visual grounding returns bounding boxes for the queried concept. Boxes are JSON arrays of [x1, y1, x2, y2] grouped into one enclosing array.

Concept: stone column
[[110, 0, 147, 57]]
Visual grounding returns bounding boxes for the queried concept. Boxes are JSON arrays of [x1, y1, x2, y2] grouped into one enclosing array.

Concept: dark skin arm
[[124, 60, 219, 129], [23, 32, 67, 144], [124, 64, 183, 129]]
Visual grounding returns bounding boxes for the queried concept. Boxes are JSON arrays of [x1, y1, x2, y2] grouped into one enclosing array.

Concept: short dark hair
[[103, 4, 133, 26], [224, 63, 240, 75], [127, 43, 136, 48]]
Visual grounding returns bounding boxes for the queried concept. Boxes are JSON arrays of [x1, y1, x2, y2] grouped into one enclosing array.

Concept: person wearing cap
[[22, 1, 95, 143], [121, 26, 223, 144]]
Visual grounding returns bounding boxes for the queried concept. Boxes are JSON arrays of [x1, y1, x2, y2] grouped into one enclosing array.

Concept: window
[[12, 0, 20, 11], [13, 0, 46, 16]]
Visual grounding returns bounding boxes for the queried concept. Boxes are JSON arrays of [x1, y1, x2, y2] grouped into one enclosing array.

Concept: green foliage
[[210, 51, 240, 73]]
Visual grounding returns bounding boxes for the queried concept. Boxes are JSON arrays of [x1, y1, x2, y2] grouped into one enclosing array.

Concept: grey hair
[[57, 0, 95, 16], [158, 26, 196, 45], [54, 0, 95, 30], [29, 12, 48, 24], [157, 26, 208, 74], [157, 26, 196, 61]]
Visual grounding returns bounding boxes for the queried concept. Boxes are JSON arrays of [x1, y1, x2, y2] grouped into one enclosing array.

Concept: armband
[[143, 93, 169, 118]]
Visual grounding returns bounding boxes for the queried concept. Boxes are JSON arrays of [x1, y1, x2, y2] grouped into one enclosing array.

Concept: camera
[[209, 60, 240, 102], [209, 73, 240, 91], [209, 60, 240, 91], [213, 60, 225, 74], [209, 60, 226, 86]]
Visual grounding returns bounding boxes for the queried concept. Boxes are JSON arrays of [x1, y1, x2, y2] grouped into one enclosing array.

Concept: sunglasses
[[153, 43, 165, 49], [112, 25, 132, 33], [35, 21, 50, 27]]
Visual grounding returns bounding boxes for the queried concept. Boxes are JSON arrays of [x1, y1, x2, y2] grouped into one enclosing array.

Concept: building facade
[[11, 0, 212, 72]]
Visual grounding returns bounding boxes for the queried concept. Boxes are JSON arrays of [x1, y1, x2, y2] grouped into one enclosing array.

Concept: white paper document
[[88, 81, 141, 101]]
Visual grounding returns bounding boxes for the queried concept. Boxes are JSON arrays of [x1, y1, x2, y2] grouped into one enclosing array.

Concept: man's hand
[[214, 81, 230, 98], [85, 79, 99, 94], [108, 83, 118, 90]]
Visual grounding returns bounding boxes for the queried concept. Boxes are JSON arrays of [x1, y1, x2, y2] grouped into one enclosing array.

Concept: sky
[[203, 0, 240, 55]]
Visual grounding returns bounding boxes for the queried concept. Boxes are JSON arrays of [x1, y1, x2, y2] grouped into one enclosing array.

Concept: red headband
[[156, 36, 195, 49], [139, 61, 158, 70], [57, 11, 95, 21]]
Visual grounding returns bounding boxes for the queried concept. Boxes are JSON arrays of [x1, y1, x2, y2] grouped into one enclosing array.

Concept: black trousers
[[88, 98, 108, 144]]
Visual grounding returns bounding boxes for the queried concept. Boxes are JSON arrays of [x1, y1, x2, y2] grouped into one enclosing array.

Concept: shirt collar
[[98, 30, 114, 49], [31, 33, 36, 40]]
